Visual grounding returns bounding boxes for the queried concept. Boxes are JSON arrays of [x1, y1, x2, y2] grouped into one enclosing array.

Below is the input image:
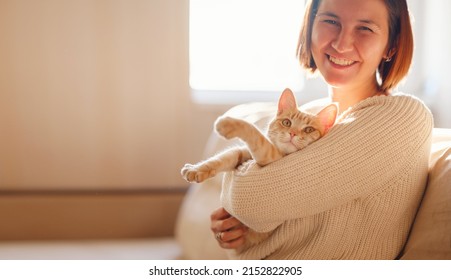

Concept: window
[[189, 0, 305, 104]]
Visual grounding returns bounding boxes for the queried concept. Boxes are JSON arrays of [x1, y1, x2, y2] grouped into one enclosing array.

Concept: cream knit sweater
[[221, 94, 433, 260]]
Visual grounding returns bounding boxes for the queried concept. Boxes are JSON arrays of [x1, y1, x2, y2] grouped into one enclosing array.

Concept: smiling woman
[[209, 0, 434, 260], [312, 0, 392, 100], [297, 0, 414, 112]]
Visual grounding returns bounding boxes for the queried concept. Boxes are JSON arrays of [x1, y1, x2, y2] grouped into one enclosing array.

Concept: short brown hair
[[296, 0, 414, 92]]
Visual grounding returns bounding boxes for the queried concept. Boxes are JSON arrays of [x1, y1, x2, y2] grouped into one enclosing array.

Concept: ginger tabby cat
[[181, 88, 338, 250]]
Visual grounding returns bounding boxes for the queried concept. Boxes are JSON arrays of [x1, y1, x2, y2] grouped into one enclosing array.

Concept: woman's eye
[[324, 19, 339, 26], [358, 26, 373, 32], [304, 126, 315, 133], [282, 119, 291, 127]]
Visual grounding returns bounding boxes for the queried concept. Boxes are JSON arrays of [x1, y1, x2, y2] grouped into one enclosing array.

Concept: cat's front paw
[[215, 116, 242, 140], [180, 163, 216, 183]]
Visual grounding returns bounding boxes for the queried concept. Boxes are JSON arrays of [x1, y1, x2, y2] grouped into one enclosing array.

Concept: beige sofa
[[175, 102, 451, 260]]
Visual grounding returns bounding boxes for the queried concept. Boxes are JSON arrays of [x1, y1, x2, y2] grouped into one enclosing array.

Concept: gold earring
[[385, 57, 392, 62]]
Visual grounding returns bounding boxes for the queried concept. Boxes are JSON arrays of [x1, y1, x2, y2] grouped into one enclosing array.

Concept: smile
[[328, 55, 355, 66]]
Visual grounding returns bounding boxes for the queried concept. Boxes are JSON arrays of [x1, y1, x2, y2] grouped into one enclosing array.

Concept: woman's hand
[[210, 207, 248, 249]]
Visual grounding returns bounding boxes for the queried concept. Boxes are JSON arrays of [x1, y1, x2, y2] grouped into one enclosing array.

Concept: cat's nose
[[290, 132, 297, 138]]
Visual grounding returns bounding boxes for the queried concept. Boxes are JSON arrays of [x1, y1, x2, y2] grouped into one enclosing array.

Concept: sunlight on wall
[[424, 1, 451, 127], [189, 0, 304, 92]]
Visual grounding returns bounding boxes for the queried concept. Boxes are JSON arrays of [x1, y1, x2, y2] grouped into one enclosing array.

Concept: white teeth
[[329, 55, 354, 66]]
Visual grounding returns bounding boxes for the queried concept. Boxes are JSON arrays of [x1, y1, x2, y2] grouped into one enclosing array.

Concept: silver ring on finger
[[215, 232, 223, 242]]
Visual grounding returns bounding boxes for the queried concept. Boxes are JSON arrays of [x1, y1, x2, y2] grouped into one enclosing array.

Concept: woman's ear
[[384, 48, 397, 62]]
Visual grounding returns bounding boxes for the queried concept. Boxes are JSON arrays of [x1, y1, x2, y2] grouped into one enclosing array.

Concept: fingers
[[210, 207, 248, 250], [214, 225, 248, 249], [219, 226, 248, 248], [210, 207, 244, 233], [219, 234, 246, 249], [210, 207, 231, 222]]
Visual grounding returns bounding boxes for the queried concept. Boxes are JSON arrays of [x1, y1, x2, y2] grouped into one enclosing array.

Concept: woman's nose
[[331, 29, 354, 53]]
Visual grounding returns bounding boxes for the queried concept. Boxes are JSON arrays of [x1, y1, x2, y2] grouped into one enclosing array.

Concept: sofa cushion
[[174, 103, 276, 259], [174, 176, 228, 259], [400, 129, 451, 259]]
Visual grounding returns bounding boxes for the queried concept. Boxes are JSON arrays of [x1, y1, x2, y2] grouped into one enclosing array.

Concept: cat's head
[[268, 88, 338, 155]]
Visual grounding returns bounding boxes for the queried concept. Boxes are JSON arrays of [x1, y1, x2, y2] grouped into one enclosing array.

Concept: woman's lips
[[328, 55, 356, 66]]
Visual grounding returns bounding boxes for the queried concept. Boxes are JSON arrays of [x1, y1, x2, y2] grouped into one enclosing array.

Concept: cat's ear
[[316, 103, 338, 135], [278, 88, 297, 115]]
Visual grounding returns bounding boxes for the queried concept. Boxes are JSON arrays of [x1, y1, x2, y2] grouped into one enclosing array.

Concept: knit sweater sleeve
[[220, 94, 433, 232]]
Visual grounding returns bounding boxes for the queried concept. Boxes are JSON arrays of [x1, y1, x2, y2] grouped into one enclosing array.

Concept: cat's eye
[[304, 126, 315, 133], [281, 119, 291, 127]]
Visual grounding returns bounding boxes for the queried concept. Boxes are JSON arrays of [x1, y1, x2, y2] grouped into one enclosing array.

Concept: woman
[[210, 0, 433, 259]]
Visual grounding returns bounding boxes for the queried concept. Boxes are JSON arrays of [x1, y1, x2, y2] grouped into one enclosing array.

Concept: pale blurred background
[[0, 0, 450, 252]]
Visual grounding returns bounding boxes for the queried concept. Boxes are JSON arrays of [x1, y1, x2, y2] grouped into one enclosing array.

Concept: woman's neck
[[329, 83, 383, 114]]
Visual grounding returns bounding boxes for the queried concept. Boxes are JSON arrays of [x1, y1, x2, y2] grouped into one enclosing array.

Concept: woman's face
[[311, 0, 390, 90]]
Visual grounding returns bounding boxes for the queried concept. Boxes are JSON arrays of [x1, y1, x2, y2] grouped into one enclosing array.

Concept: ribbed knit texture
[[221, 94, 433, 259]]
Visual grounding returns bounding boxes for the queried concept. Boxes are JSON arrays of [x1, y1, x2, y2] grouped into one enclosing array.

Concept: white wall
[[0, 0, 219, 190], [421, 0, 451, 128]]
